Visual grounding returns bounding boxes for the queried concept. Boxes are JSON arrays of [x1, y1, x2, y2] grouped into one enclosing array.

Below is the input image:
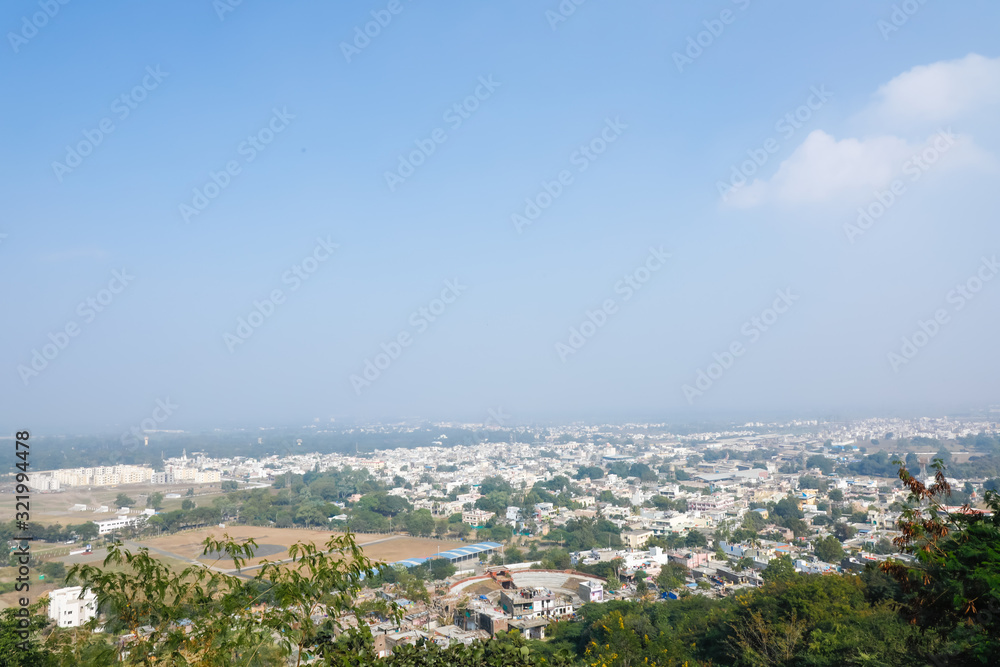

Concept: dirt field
[[463, 580, 500, 596], [0, 580, 63, 610], [360, 536, 468, 563], [12, 484, 228, 525], [55, 548, 108, 566], [133, 527, 467, 569]]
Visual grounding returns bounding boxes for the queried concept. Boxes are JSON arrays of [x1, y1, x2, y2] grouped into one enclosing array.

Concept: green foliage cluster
[[812, 535, 844, 564], [797, 474, 828, 491], [574, 466, 604, 480], [847, 450, 904, 477], [805, 454, 835, 474], [0, 521, 98, 544], [648, 495, 688, 512], [545, 518, 622, 552]]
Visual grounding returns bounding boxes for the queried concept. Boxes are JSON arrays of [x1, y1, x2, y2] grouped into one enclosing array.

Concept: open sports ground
[[133, 526, 467, 572]]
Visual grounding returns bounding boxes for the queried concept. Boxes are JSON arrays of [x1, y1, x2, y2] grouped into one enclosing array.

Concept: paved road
[[357, 534, 403, 547]]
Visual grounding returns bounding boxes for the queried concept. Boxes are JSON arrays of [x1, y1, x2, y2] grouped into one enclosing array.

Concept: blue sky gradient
[[3, 1, 999, 432]]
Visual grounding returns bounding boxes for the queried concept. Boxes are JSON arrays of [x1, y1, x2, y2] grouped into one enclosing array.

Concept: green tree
[[762, 555, 796, 583], [479, 475, 513, 496], [726, 571, 924, 667], [115, 493, 136, 508], [880, 459, 1000, 662], [650, 495, 676, 511], [429, 558, 456, 580], [806, 454, 835, 475], [147, 492, 164, 509], [542, 547, 571, 570], [295, 500, 329, 526], [773, 496, 803, 520], [73, 522, 99, 540], [628, 463, 658, 482], [66, 531, 395, 666], [833, 522, 856, 541], [814, 535, 844, 563], [575, 466, 604, 480], [684, 530, 707, 548], [39, 560, 66, 582], [0, 602, 50, 667], [404, 509, 435, 537], [656, 561, 689, 590]]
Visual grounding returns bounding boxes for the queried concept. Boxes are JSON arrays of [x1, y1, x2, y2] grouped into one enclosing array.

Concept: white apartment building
[[94, 515, 143, 535], [46, 464, 153, 487], [48, 586, 98, 628], [688, 494, 735, 512], [152, 471, 175, 484], [27, 474, 61, 491], [166, 466, 221, 483], [461, 509, 494, 526]]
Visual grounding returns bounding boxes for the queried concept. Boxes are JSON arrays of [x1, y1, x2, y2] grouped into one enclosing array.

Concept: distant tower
[[182, 449, 187, 463], [144, 436, 149, 447]]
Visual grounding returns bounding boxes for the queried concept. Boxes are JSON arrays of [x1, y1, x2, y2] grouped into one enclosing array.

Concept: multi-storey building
[[688, 494, 736, 512], [45, 464, 154, 488], [499, 588, 570, 619], [48, 587, 98, 628]]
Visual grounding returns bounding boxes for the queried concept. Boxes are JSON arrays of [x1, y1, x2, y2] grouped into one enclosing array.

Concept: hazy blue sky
[[3, 1, 999, 433]]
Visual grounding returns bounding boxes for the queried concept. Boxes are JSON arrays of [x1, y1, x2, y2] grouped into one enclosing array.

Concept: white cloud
[[727, 131, 915, 208], [868, 53, 1000, 127], [725, 54, 999, 209]]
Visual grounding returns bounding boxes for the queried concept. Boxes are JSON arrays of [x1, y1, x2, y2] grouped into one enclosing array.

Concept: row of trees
[[0, 520, 97, 543]]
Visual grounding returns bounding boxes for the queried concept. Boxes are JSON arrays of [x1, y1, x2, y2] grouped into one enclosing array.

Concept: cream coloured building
[[48, 587, 98, 628], [47, 465, 153, 488]]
